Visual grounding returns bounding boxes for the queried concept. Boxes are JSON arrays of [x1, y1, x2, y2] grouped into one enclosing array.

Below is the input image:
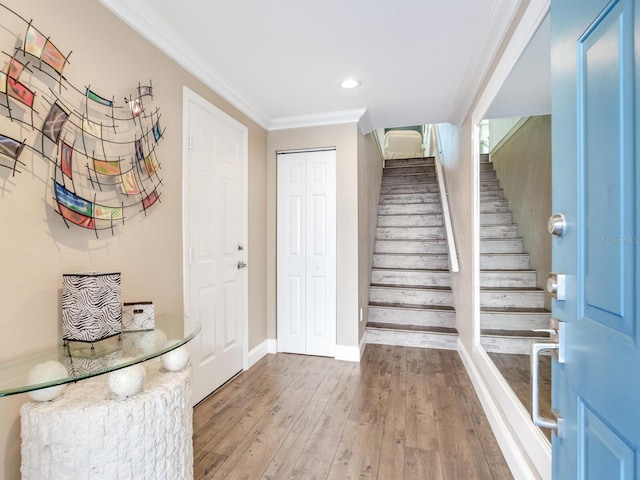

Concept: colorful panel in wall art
[[0, 4, 167, 236], [134, 138, 144, 161], [58, 203, 95, 229], [128, 97, 143, 118], [142, 189, 159, 210], [0, 134, 25, 160], [60, 141, 73, 178], [152, 120, 163, 142], [61, 272, 122, 343], [143, 155, 159, 177], [94, 204, 123, 221], [42, 102, 69, 143], [86, 88, 113, 108], [138, 85, 152, 98], [24, 25, 46, 58], [8, 58, 26, 79], [41, 40, 67, 74], [120, 170, 140, 195], [93, 158, 121, 176], [55, 182, 93, 217], [7, 77, 35, 108]]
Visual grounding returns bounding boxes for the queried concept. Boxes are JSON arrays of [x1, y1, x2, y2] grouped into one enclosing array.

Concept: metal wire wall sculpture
[[0, 3, 165, 236]]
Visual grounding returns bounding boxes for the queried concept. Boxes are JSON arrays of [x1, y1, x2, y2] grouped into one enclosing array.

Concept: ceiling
[[100, 0, 524, 131]]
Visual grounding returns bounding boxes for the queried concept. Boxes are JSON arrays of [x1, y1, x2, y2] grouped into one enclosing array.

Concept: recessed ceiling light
[[340, 78, 361, 89]]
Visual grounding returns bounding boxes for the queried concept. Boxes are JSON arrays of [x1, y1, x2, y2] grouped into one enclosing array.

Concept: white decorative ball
[[108, 358, 146, 397], [161, 340, 190, 372], [27, 360, 69, 402]]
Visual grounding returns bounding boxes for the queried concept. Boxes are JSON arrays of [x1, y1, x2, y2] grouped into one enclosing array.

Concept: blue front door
[[551, 0, 640, 477]]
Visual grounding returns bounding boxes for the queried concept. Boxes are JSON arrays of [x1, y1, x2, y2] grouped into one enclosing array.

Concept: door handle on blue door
[[531, 318, 565, 437]]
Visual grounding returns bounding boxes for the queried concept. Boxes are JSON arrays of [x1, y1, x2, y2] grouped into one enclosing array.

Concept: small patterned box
[[122, 302, 154, 331]]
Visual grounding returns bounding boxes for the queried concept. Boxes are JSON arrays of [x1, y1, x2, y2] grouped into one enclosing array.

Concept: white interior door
[[183, 87, 247, 405], [277, 150, 336, 357]]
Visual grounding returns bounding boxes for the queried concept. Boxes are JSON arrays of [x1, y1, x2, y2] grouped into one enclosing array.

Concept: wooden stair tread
[[369, 302, 455, 311], [367, 322, 458, 335]]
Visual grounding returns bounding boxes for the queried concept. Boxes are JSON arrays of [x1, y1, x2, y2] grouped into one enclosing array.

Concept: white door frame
[[181, 86, 249, 372]]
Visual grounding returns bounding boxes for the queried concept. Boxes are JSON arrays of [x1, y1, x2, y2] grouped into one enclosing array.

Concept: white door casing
[[182, 87, 248, 405], [277, 150, 336, 357]]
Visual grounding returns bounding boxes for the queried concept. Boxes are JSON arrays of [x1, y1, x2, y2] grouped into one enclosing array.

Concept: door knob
[[237, 261, 247, 269], [547, 273, 566, 300], [548, 213, 566, 236]]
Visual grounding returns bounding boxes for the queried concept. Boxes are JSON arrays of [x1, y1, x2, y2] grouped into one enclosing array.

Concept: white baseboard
[[267, 338, 277, 354], [334, 344, 362, 362], [247, 339, 269, 369]]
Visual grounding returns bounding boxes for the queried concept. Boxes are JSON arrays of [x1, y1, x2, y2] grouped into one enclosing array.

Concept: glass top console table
[[0, 313, 200, 397]]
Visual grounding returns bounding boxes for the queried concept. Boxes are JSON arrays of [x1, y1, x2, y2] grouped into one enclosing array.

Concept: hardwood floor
[[193, 345, 513, 480]]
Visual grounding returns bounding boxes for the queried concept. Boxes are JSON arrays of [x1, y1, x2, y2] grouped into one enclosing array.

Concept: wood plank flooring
[[193, 345, 513, 480]]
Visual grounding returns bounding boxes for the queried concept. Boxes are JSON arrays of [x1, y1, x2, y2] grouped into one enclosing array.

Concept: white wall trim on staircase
[[458, 340, 549, 480]]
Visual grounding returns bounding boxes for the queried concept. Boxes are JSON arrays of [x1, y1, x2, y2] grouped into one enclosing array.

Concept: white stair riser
[[480, 290, 546, 309], [480, 226, 519, 239], [379, 193, 441, 204], [480, 271, 537, 288], [373, 254, 449, 269], [480, 239, 524, 253], [480, 254, 530, 270], [380, 184, 440, 194], [481, 213, 513, 225], [382, 174, 437, 185], [480, 336, 538, 355], [378, 215, 443, 227], [368, 306, 455, 328], [370, 287, 453, 307], [372, 270, 451, 287], [480, 191, 506, 200], [365, 328, 458, 350], [375, 240, 447, 254], [384, 158, 434, 167], [480, 311, 550, 330], [377, 227, 445, 240], [480, 183, 503, 192], [384, 165, 435, 176], [378, 203, 441, 215]]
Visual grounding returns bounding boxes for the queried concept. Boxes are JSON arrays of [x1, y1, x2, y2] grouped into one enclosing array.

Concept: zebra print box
[[62, 272, 122, 343]]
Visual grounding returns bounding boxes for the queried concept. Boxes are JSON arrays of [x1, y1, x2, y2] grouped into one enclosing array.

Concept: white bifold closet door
[[277, 149, 336, 357]]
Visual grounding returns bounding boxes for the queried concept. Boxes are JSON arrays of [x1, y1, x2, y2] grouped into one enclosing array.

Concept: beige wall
[[267, 124, 361, 349], [357, 131, 384, 340], [437, 122, 476, 349], [491, 115, 552, 309], [0, 1, 267, 478]]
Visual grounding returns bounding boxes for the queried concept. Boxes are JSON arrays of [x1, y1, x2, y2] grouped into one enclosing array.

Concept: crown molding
[[269, 108, 370, 132], [99, 0, 272, 130]]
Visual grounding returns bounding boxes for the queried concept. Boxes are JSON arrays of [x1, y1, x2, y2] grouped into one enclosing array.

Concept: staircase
[[365, 156, 458, 350], [479, 155, 550, 353]]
